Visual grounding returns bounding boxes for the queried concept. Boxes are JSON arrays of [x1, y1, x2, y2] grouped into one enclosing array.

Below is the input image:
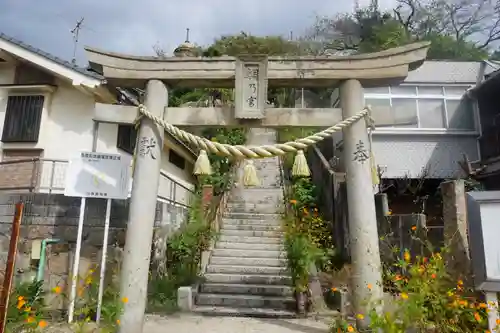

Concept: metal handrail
[[0, 158, 194, 208]]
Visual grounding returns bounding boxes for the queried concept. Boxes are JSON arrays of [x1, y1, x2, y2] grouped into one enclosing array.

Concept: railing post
[[49, 160, 56, 194], [29, 158, 40, 192]]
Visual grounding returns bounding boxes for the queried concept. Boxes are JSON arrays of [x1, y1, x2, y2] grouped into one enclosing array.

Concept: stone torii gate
[[86, 41, 429, 333]]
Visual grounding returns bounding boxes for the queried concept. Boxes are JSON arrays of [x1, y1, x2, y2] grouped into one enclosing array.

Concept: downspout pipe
[[36, 239, 63, 282]]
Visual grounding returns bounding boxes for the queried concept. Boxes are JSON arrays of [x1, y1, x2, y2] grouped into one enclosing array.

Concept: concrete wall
[[0, 63, 195, 202], [372, 134, 479, 178], [0, 192, 190, 307]]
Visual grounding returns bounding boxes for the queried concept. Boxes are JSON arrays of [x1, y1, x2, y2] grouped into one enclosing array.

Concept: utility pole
[[70, 17, 85, 65]]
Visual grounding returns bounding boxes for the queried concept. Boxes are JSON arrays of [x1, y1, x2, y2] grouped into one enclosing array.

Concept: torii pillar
[[118, 80, 167, 333], [340, 79, 383, 328]]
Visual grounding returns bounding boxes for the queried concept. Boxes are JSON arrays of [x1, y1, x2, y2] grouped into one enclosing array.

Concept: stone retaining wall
[[0, 192, 190, 308]]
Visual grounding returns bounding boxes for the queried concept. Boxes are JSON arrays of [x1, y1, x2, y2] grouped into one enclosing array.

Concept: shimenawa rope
[[134, 104, 376, 186]]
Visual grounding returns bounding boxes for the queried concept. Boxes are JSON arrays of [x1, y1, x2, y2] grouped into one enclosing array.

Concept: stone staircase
[[195, 129, 295, 318]]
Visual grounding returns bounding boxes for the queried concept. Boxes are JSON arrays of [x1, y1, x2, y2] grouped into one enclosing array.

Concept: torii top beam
[[85, 42, 430, 89]]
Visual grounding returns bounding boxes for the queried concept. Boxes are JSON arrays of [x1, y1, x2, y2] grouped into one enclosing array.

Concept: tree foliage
[[305, 0, 498, 60]]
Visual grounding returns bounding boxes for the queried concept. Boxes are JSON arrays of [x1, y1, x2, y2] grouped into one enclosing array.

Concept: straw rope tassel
[[292, 150, 311, 177], [193, 150, 212, 175], [243, 160, 259, 186]]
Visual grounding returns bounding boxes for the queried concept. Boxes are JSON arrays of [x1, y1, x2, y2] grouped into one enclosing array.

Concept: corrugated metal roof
[[0, 32, 104, 80]]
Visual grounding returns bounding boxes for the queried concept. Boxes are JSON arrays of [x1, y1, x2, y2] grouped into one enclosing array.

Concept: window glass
[[418, 99, 446, 128], [364, 87, 389, 94], [391, 98, 418, 128], [418, 86, 443, 96], [365, 98, 392, 127], [391, 86, 417, 95], [444, 86, 469, 97], [446, 99, 475, 130]]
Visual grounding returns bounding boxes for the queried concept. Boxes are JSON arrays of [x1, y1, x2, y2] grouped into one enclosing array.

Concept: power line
[[70, 17, 85, 65]]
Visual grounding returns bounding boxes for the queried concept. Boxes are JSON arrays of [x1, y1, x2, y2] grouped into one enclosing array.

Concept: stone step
[[204, 273, 291, 285], [201, 283, 293, 297], [197, 293, 295, 310], [193, 305, 297, 319], [223, 212, 282, 220], [193, 305, 297, 318], [219, 235, 282, 244], [229, 189, 283, 202], [222, 218, 281, 226], [206, 264, 288, 275], [212, 248, 286, 259], [210, 255, 285, 266], [220, 229, 284, 238], [222, 224, 282, 232], [226, 203, 283, 214], [215, 242, 283, 251]]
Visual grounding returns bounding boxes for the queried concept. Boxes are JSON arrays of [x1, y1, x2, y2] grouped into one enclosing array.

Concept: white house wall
[[371, 134, 478, 178], [0, 68, 194, 202]]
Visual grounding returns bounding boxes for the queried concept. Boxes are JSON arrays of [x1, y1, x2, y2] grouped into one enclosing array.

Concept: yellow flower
[[458, 279, 464, 286], [53, 286, 62, 294], [400, 293, 409, 300], [26, 316, 35, 324], [116, 319, 121, 325], [17, 300, 26, 309], [290, 199, 297, 205], [122, 297, 129, 304], [24, 306, 31, 312], [474, 312, 482, 322], [347, 325, 354, 332], [496, 318, 500, 325], [403, 251, 410, 262], [17, 296, 24, 301], [331, 287, 338, 292], [356, 313, 364, 320], [411, 225, 417, 231], [478, 303, 488, 309], [85, 277, 92, 285], [38, 320, 48, 328]]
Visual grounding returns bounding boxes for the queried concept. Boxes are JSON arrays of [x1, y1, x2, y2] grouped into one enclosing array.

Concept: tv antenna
[[70, 17, 85, 64]]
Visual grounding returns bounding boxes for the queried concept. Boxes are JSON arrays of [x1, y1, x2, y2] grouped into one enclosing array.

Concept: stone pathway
[[48, 313, 331, 333], [143, 314, 330, 333]]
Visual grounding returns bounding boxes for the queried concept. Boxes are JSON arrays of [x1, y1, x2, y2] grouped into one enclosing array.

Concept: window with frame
[[364, 85, 475, 131], [2, 95, 45, 143], [116, 125, 137, 154], [168, 149, 186, 170]]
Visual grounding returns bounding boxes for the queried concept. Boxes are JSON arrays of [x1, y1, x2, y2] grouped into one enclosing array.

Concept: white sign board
[[467, 191, 500, 291], [65, 151, 131, 200]]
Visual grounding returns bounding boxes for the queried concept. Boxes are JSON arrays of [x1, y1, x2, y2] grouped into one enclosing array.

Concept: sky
[[0, 0, 397, 65]]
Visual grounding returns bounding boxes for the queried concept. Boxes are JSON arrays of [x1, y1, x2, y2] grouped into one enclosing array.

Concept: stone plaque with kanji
[[234, 56, 268, 119]]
